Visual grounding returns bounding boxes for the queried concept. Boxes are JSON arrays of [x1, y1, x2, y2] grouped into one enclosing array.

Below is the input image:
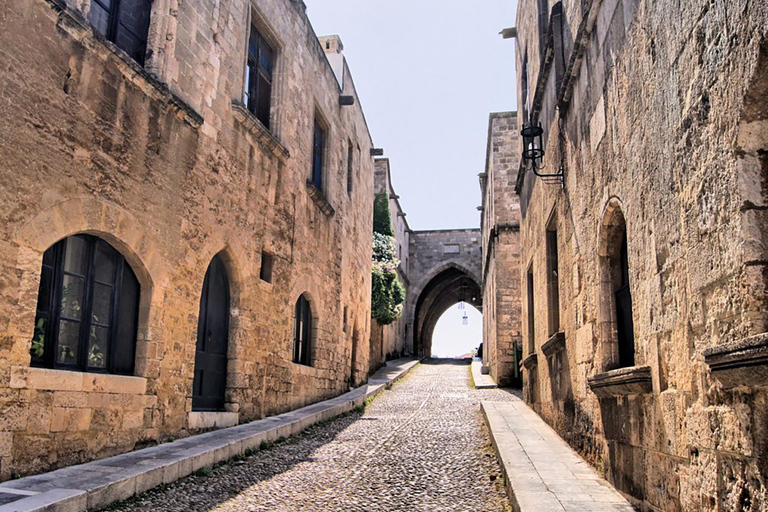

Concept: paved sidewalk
[[0, 359, 419, 512], [471, 357, 497, 388], [482, 400, 635, 512]]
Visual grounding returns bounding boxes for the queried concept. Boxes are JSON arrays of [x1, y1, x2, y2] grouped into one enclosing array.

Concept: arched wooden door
[[192, 255, 230, 411]]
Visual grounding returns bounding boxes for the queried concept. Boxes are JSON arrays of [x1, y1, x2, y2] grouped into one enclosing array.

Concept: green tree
[[370, 194, 403, 325], [373, 193, 394, 236]]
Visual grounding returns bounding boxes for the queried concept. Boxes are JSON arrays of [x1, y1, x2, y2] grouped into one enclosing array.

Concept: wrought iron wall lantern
[[521, 122, 564, 186]]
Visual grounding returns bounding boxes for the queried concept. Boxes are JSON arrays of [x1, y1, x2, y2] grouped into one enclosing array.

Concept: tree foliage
[[373, 193, 394, 236], [371, 194, 403, 325]]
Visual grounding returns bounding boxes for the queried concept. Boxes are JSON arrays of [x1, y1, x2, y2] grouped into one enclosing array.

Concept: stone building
[[480, 112, 523, 387], [369, 159, 411, 371], [407, 230, 482, 358], [0, 0, 377, 480], [513, 0, 768, 509]]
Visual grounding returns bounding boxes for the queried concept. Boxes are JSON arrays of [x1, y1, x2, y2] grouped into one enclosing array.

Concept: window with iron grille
[[30, 234, 140, 375], [245, 24, 275, 128], [293, 295, 312, 366], [311, 119, 325, 190], [88, 0, 152, 65]]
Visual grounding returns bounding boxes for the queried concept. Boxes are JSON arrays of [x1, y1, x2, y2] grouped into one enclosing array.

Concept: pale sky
[[303, 0, 518, 356], [304, 0, 519, 231]]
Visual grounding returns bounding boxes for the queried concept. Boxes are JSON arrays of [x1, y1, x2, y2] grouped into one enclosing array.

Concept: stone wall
[[408, 230, 482, 357], [480, 112, 522, 387], [0, 0, 375, 480], [515, 0, 768, 509]]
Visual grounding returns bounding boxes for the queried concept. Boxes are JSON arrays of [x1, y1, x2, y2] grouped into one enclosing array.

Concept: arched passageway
[[431, 305, 483, 358], [413, 266, 482, 357]]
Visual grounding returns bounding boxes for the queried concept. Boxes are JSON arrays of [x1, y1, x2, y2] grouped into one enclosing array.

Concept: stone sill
[[48, 0, 203, 129], [306, 181, 336, 216], [588, 365, 652, 398], [541, 331, 565, 358], [10, 366, 147, 395], [231, 100, 290, 159], [704, 332, 768, 388], [522, 353, 538, 370]]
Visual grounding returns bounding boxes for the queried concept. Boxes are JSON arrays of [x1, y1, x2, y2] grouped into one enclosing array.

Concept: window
[[347, 140, 354, 196], [546, 225, 560, 336], [293, 295, 312, 366], [527, 265, 535, 354], [88, 0, 152, 65], [343, 306, 348, 333], [521, 53, 530, 123], [615, 232, 635, 367], [537, 0, 549, 61], [260, 252, 274, 283], [245, 23, 275, 128], [311, 119, 326, 190], [30, 235, 140, 374]]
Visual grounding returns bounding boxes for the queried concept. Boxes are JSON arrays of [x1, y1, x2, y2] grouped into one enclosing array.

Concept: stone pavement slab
[[0, 359, 419, 512], [482, 399, 635, 512], [471, 357, 497, 388]]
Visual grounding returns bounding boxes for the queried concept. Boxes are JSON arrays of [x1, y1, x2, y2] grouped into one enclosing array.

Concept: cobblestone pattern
[[104, 362, 517, 512]]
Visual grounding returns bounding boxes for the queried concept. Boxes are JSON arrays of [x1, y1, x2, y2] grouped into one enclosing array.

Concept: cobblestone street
[[105, 361, 516, 512]]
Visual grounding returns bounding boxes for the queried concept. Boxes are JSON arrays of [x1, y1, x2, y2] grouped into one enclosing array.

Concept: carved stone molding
[[541, 331, 566, 358], [588, 365, 652, 398], [522, 353, 538, 370], [704, 333, 768, 388]]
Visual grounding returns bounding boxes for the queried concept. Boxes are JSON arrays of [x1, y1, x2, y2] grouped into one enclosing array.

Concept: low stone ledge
[[0, 359, 419, 512], [10, 366, 147, 395], [704, 332, 768, 388], [588, 365, 652, 398], [522, 353, 538, 370], [306, 181, 336, 216], [541, 331, 565, 358], [188, 411, 239, 431]]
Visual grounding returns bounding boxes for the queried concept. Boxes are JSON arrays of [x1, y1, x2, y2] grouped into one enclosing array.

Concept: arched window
[[598, 203, 636, 370], [293, 295, 312, 366], [30, 234, 140, 374], [614, 230, 635, 367]]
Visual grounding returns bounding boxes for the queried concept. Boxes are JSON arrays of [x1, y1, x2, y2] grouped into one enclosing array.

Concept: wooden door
[[192, 255, 230, 411]]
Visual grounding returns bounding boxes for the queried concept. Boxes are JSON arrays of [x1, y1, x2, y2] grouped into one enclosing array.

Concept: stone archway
[[413, 266, 482, 358]]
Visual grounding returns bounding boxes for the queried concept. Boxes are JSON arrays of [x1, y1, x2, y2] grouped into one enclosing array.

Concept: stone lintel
[[541, 331, 566, 358], [588, 365, 652, 398], [522, 353, 538, 370], [704, 332, 768, 388]]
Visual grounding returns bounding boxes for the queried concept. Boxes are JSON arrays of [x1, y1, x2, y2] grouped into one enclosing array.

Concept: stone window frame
[[545, 207, 561, 337], [596, 198, 636, 372], [526, 260, 536, 355], [76, 0, 154, 67], [310, 106, 331, 194], [292, 293, 317, 367], [239, 5, 286, 139]]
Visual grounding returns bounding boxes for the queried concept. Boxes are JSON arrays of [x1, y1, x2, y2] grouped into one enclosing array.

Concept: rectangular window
[[88, 0, 152, 65], [312, 118, 326, 190], [546, 226, 560, 336], [347, 140, 354, 196], [527, 265, 535, 354], [343, 306, 348, 333], [245, 23, 275, 128], [260, 252, 274, 283]]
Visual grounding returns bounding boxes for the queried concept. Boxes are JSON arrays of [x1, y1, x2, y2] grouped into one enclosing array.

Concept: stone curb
[[481, 400, 635, 512], [0, 359, 420, 512], [471, 358, 497, 389]]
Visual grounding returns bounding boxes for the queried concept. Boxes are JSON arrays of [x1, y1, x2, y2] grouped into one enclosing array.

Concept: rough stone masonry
[[0, 0, 376, 480], [499, 0, 768, 510]]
